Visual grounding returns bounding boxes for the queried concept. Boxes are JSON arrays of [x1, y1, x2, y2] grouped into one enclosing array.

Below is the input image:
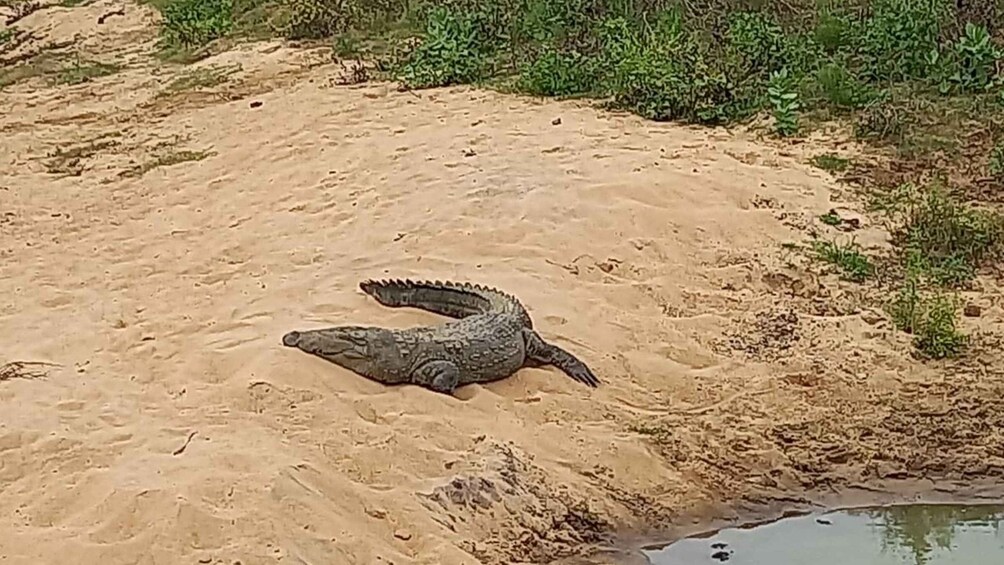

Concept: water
[[643, 503, 1004, 565]]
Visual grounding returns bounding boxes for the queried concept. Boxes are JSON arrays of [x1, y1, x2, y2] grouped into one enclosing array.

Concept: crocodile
[[281, 279, 600, 394]]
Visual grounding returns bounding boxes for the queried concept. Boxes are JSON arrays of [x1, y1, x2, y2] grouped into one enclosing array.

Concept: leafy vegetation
[[810, 238, 874, 282], [155, 0, 235, 50], [869, 182, 1001, 358], [887, 275, 968, 360], [141, 0, 1003, 133], [811, 154, 851, 173]]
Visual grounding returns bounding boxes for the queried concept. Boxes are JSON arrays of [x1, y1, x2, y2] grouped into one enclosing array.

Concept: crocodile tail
[[358, 278, 534, 328]]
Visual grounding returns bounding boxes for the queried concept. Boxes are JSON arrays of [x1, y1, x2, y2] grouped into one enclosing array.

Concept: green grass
[[887, 184, 1002, 287], [887, 276, 968, 360], [811, 154, 852, 173], [50, 57, 121, 85], [819, 210, 842, 226], [810, 238, 875, 282]]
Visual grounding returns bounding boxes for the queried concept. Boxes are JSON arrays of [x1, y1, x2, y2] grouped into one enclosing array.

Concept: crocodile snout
[[282, 331, 301, 347]]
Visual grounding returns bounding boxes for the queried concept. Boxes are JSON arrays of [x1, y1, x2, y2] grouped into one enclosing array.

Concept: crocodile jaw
[[281, 326, 401, 380]]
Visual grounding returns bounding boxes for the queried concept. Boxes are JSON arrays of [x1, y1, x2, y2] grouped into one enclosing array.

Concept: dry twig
[[0, 360, 60, 381]]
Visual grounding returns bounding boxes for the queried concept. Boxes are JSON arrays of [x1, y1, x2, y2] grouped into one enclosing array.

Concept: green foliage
[[810, 238, 874, 282], [933, 22, 1002, 94], [768, 67, 800, 136], [852, 0, 950, 83], [144, 0, 1004, 134], [601, 13, 760, 125], [517, 46, 595, 96], [990, 142, 1004, 177], [897, 186, 1003, 286], [811, 154, 851, 173], [818, 211, 842, 226], [158, 0, 234, 49], [812, 11, 852, 53], [887, 277, 967, 360], [274, 0, 350, 39], [816, 61, 884, 110], [725, 11, 795, 78], [394, 7, 491, 89]]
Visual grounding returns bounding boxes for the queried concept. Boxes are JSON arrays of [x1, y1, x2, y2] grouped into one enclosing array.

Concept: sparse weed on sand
[[887, 275, 969, 360], [810, 238, 875, 282], [810, 153, 851, 173], [158, 63, 240, 95], [43, 136, 120, 177], [120, 148, 216, 178], [50, 56, 121, 85], [890, 184, 1002, 287], [804, 180, 1004, 358]]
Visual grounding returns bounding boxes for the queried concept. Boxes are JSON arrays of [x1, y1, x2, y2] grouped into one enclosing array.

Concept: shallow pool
[[643, 503, 1004, 564]]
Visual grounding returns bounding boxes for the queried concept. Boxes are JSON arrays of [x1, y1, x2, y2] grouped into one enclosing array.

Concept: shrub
[[768, 67, 800, 136], [517, 47, 596, 96], [159, 0, 234, 49], [816, 60, 884, 110], [898, 186, 1003, 286], [602, 14, 758, 125], [811, 238, 874, 282], [887, 278, 967, 359], [852, 0, 950, 83], [933, 22, 1002, 94], [394, 7, 492, 89]]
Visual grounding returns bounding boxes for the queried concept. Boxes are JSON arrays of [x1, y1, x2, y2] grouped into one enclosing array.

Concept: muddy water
[[644, 503, 1004, 564]]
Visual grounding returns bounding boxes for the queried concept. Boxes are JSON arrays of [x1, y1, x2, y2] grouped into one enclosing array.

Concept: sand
[[2, 2, 1003, 564]]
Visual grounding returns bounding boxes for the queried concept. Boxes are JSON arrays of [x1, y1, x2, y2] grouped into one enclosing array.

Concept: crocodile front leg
[[523, 329, 600, 388], [411, 359, 461, 394]]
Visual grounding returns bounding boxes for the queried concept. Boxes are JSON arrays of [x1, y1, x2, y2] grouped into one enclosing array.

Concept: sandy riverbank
[[2, 2, 1003, 564]]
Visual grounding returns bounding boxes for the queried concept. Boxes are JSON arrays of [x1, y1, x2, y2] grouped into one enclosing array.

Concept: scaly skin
[[282, 279, 599, 394]]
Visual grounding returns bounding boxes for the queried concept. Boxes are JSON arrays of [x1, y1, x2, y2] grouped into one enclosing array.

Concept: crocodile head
[[282, 326, 400, 378]]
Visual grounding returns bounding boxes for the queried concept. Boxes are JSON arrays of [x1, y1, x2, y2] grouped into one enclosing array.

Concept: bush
[[852, 0, 950, 83], [904, 193, 1002, 286], [933, 22, 1002, 94], [147, 0, 1004, 134], [816, 61, 884, 110], [159, 0, 234, 49], [394, 7, 493, 89], [601, 14, 760, 125], [887, 278, 967, 359], [517, 47, 596, 96]]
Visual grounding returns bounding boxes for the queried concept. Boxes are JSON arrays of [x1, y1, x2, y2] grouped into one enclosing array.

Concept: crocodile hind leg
[[522, 329, 600, 388], [410, 360, 462, 394]]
